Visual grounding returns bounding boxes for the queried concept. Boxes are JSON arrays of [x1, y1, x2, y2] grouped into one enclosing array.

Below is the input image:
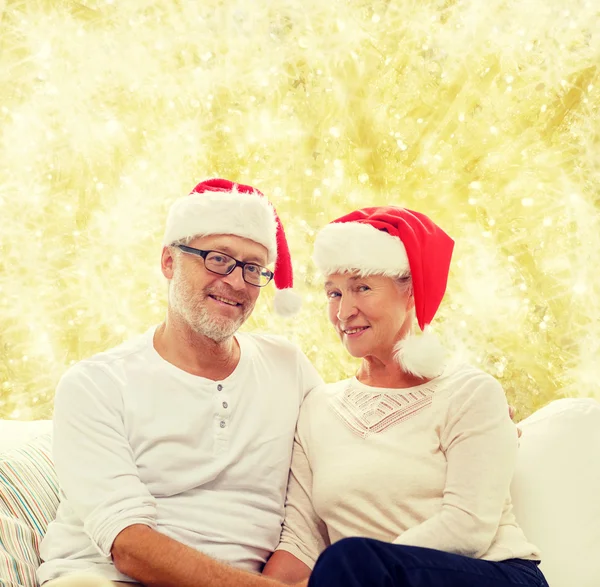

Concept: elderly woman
[[263, 206, 548, 587]]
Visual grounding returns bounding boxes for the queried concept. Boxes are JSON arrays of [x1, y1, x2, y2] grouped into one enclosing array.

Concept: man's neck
[[153, 318, 241, 381]]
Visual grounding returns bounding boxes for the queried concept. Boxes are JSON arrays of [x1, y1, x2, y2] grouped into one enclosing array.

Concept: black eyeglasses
[[175, 245, 274, 287]]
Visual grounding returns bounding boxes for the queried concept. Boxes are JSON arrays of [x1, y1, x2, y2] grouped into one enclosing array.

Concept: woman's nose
[[337, 295, 358, 321]]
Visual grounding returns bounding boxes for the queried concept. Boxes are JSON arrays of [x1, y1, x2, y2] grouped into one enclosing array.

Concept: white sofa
[[0, 420, 53, 453], [511, 398, 600, 587], [1, 398, 600, 587]]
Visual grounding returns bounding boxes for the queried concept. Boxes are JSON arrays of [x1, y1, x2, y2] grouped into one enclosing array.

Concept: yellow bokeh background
[[1, 0, 599, 420]]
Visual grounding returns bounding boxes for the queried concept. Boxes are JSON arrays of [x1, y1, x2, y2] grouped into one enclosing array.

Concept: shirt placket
[[214, 382, 231, 452]]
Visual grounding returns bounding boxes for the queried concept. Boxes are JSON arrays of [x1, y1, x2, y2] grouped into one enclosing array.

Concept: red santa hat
[[313, 206, 455, 378], [163, 178, 301, 316]]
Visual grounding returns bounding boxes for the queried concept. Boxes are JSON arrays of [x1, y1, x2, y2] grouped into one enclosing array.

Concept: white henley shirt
[[38, 327, 323, 584]]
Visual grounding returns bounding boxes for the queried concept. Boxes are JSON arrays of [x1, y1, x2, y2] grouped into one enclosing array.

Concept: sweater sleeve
[[275, 432, 330, 568], [393, 373, 517, 558], [52, 363, 157, 558], [296, 347, 325, 402]]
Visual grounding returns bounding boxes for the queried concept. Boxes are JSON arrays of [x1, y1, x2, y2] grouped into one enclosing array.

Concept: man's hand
[[112, 525, 285, 587], [508, 405, 522, 439]]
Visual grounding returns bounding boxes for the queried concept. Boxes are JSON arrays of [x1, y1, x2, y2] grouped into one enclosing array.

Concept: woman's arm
[[263, 432, 330, 581], [263, 551, 311, 584], [393, 373, 518, 557]]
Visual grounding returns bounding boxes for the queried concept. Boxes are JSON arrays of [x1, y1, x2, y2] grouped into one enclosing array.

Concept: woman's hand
[[263, 551, 311, 585], [508, 405, 522, 438]]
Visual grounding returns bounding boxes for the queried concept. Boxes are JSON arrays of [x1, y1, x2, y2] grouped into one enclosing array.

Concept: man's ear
[[161, 246, 176, 280]]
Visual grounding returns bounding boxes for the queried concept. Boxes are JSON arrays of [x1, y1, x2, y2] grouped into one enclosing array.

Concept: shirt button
[[222, 402, 228, 409], [217, 384, 223, 391], [219, 421, 226, 428]]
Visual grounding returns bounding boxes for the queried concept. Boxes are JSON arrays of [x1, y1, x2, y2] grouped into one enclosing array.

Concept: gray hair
[[396, 272, 413, 295], [168, 235, 199, 257]]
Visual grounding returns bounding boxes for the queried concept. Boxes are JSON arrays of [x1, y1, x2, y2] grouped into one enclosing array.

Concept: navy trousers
[[308, 538, 549, 587]]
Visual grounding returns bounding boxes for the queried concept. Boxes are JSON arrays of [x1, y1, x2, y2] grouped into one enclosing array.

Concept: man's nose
[[221, 266, 247, 290]]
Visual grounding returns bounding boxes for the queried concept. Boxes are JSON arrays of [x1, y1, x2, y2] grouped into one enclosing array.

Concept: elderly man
[[38, 179, 321, 587]]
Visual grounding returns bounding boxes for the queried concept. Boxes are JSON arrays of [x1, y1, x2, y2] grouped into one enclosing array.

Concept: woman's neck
[[357, 354, 431, 389]]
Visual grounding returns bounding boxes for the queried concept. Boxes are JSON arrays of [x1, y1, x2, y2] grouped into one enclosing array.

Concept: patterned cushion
[[0, 434, 59, 587]]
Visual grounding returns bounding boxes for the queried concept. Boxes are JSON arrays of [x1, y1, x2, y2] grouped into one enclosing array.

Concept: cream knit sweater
[[276, 364, 540, 567]]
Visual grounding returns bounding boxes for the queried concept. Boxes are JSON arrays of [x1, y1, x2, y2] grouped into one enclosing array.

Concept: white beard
[[169, 267, 251, 342]]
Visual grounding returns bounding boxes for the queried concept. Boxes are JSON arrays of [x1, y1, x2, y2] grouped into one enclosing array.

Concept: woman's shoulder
[[436, 362, 505, 402], [304, 378, 352, 402], [443, 362, 501, 383], [297, 379, 352, 436]]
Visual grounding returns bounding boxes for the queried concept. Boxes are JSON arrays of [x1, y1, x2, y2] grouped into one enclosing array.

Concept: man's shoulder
[[240, 331, 304, 358], [64, 328, 154, 379]]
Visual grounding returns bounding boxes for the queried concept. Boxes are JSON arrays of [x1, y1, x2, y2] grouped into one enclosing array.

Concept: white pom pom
[[44, 573, 115, 587], [393, 327, 446, 379], [273, 288, 302, 316]]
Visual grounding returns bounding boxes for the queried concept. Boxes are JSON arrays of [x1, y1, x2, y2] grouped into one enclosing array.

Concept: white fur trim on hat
[[393, 328, 446, 379], [273, 288, 302, 316], [163, 190, 278, 263], [313, 222, 410, 276]]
